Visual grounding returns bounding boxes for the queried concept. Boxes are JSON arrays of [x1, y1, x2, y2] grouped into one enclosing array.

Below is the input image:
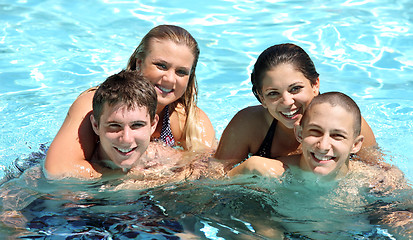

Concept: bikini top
[[253, 119, 277, 158], [158, 106, 175, 147]]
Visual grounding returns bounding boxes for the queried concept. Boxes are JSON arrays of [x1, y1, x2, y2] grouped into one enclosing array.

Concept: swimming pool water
[[1, 0, 412, 238]]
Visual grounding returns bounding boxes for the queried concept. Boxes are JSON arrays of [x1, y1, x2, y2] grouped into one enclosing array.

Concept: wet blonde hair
[[126, 25, 204, 150]]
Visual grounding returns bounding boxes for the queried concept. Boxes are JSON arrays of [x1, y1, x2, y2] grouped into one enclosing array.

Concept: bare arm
[[170, 104, 216, 151], [369, 164, 413, 238], [355, 116, 380, 164], [214, 108, 258, 171], [360, 116, 376, 148], [44, 89, 100, 179], [228, 156, 286, 178], [195, 107, 217, 149]]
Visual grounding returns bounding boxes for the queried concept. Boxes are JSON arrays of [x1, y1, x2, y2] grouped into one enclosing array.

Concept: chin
[[118, 160, 137, 169], [312, 167, 333, 176]]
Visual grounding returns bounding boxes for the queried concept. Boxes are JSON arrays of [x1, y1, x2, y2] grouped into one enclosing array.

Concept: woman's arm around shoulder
[[228, 156, 286, 178], [170, 104, 216, 150], [195, 106, 217, 149], [44, 88, 100, 179], [360, 116, 376, 148], [357, 116, 380, 164]]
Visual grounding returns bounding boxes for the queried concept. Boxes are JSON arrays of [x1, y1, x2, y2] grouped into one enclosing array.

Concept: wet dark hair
[[93, 70, 157, 124], [251, 43, 319, 102], [301, 92, 362, 136]]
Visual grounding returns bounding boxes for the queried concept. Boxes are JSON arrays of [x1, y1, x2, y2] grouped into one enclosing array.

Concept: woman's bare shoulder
[[230, 105, 267, 126], [67, 87, 96, 113]]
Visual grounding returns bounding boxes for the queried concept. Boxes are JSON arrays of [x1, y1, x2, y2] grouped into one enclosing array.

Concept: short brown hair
[[300, 92, 362, 136], [92, 70, 157, 124]]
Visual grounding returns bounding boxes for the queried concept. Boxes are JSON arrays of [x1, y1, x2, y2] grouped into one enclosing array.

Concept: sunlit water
[[1, 0, 412, 239]]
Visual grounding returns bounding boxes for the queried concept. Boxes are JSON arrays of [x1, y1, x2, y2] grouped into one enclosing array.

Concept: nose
[[281, 92, 294, 106], [120, 126, 133, 144], [162, 69, 175, 84], [317, 134, 331, 151]]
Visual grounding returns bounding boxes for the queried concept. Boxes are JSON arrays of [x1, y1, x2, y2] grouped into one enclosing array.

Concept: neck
[[299, 155, 350, 181], [95, 144, 129, 173], [276, 117, 299, 147], [156, 104, 167, 115], [100, 159, 129, 173]]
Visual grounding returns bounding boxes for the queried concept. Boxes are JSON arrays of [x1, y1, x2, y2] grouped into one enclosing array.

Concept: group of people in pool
[[37, 24, 412, 238], [44, 24, 379, 181]]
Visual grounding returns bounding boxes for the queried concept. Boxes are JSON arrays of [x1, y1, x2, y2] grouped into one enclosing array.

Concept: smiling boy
[[228, 92, 412, 238], [89, 70, 158, 175]]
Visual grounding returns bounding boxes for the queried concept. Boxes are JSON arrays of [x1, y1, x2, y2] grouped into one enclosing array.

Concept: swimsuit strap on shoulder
[[159, 105, 175, 147], [253, 119, 277, 158]]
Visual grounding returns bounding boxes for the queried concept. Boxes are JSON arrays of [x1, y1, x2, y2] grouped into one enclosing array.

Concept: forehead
[[100, 102, 149, 121], [261, 63, 310, 88], [147, 39, 194, 63], [305, 103, 355, 131]]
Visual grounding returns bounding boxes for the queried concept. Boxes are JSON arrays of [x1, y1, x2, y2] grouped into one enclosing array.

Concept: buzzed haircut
[[92, 70, 157, 124], [300, 92, 362, 136]]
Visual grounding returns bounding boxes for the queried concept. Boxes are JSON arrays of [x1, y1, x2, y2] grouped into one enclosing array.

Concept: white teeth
[[158, 85, 172, 93], [314, 154, 333, 161], [116, 147, 133, 153], [281, 109, 299, 118]]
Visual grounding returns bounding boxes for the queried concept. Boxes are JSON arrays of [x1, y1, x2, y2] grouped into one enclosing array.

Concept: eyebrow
[[263, 81, 303, 91], [105, 119, 147, 125], [152, 58, 168, 64], [131, 120, 148, 125], [306, 123, 349, 135], [153, 58, 191, 71], [289, 81, 305, 87]]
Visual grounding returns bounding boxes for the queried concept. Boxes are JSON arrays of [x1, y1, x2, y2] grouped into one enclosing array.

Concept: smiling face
[[91, 102, 158, 170], [260, 63, 319, 129], [295, 102, 363, 179], [138, 39, 195, 112]]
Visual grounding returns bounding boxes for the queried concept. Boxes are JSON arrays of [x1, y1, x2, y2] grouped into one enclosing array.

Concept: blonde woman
[[45, 25, 215, 179]]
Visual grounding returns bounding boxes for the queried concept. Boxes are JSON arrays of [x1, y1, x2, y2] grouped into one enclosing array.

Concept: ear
[[294, 125, 303, 143], [150, 114, 159, 135], [90, 114, 100, 136], [136, 59, 142, 72], [350, 135, 364, 154], [313, 77, 320, 96]]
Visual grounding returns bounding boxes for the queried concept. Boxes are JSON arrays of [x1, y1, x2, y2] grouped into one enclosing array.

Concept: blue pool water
[[1, 0, 412, 239]]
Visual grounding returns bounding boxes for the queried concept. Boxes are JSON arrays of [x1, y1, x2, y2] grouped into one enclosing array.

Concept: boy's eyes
[[307, 130, 347, 140], [106, 122, 146, 130], [131, 122, 146, 129], [331, 134, 346, 140], [108, 123, 121, 129], [308, 129, 322, 136]]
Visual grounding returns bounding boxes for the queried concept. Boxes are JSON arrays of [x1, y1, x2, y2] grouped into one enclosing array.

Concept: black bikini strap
[[253, 119, 277, 158]]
